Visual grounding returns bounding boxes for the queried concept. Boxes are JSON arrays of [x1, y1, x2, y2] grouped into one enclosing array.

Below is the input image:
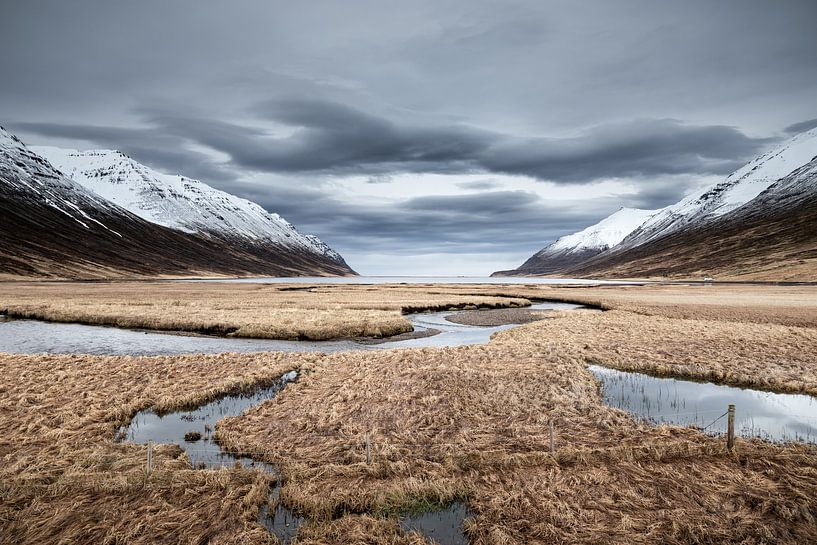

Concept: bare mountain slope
[[0, 127, 355, 279]]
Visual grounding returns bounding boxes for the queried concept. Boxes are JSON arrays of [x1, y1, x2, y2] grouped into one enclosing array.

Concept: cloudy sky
[[3, 1, 816, 274]]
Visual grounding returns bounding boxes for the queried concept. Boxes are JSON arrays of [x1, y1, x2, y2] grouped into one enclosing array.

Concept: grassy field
[[1, 283, 817, 543], [538, 283, 817, 328], [0, 281, 540, 340]]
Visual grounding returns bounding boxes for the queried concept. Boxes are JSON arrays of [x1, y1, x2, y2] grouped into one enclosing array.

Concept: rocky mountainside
[[565, 156, 817, 280], [0, 127, 355, 279], [496, 129, 817, 280], [493, 207, 654, 276], [33, 147, 346, 264], [618, 128, 817, 250]]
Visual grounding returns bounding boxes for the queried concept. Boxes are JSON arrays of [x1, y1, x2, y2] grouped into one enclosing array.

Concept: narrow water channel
[[590, 364, 817, 444], [16, 301, 815, 542], [107, 304, 583, 544], [400, 503, 471, 545], [0, 301, 582, 355]]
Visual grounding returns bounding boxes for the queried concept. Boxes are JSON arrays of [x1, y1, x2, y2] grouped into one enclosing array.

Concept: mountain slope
[[618, 128, 817, 249], [0, 127, 355, 279], [496, 129, 817, 280], [563, 156, 817, 280], [32, 146, 347, 265], [493, 207, 655, 276]]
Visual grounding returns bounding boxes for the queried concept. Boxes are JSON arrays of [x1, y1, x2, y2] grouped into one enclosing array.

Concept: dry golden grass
[[2, 283, 817, 543], [216, 316, 817, 543], [538, 283, 817, 328], [0, 351, 314, 545], [0, 281, 537, 340]]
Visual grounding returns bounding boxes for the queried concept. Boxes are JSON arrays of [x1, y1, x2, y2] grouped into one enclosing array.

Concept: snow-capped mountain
[[541, 207, 657, 254], [0, 128, 126, 237], [564, 152, 817, 280], [33, 147, 346, 264], [497, 128, 817, 279], [494, 207, 655, 275], [0, 126, 355, 279], [618, 128, 817, 249]]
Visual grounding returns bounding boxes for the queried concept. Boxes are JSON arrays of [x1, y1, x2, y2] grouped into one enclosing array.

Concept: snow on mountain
[[32, 146, 346, 263], [1, 126, 354, 278], [496, 127, 817, 277], [1, 128, 123, 235], [619, 128, 817, 248], [493, 207, 655, 275], [544, 207, 656, 254]]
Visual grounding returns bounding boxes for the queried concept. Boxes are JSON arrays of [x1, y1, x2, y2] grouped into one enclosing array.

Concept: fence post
[[549, 420, 555, 453], [726, 404, 735, 452], [147, 440, 154, 475], [365, 434, 371, 465]]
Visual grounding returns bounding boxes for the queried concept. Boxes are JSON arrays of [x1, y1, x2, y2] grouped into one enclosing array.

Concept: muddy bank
[[444, 307, 555, 327], [356, 327, 441, 345]]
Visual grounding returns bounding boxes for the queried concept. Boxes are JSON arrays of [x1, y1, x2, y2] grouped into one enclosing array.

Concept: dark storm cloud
[[10, 121, 236, 183], [480, 119, 777, 181], [457, 180, 501, 190], [784, 118, 817, 135], [14, 104, 776, 185], [245, 99, 774, 182]]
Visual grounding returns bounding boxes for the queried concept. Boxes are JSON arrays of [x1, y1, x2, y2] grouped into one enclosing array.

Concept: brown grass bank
[[538, 283, 817, 328], [218, 312, 817, 543], [0, 281, 539, 340], [2, 283, 817, 543]]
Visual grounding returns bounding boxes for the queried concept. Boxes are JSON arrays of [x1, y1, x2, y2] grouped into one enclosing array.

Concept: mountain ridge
[[496, 129, 817, 280], [493, 207, 655, 276], [0, 127, 356, 279]]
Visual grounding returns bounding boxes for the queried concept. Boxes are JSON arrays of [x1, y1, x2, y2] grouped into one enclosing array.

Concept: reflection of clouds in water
[[0, 301, 581, 355], [590, 365, 817, 444]]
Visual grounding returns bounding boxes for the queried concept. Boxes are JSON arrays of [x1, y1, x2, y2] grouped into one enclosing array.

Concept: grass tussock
[[1, 283, 816, 543], [491, 309, 817, 395]]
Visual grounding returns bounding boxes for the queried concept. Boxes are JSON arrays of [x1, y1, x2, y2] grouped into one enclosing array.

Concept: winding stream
[[590, 365, 817, 444], [18, 301, 572, 544], [5, 302, 817, 542], [0, 301, 582, 355]]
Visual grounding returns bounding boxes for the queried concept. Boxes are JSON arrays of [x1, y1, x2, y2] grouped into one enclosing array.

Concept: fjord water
[[179, 275, 643, 285], [0, 302, 582, 355], [590, 365, 817, 444]]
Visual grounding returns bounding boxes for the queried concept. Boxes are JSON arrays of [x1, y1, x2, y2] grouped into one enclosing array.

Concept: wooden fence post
[[147, 440, 154, 475], [726, 404, 735, 452], [365, 434, 371, 465], [549, 420, 555, 453]]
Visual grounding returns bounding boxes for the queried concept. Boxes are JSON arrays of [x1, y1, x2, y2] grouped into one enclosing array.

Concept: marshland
[[1, 281, 817, 544]]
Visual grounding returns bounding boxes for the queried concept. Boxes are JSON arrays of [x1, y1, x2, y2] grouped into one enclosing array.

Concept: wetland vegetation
[[1, 282, 816, 544]]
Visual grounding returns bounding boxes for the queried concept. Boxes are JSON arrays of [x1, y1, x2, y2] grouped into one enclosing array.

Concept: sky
[[2, 0, 816, 275]]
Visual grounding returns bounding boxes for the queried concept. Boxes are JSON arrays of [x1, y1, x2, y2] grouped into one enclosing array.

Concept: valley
[[1, 281, 816, 544]]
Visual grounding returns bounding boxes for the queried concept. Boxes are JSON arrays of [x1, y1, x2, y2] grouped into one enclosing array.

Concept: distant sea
[[179, 276, 644, 285]]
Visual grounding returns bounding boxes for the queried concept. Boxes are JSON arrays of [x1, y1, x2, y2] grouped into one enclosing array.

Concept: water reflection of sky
[[0, 302, 581, 355], [589, 365, 817, 444]]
